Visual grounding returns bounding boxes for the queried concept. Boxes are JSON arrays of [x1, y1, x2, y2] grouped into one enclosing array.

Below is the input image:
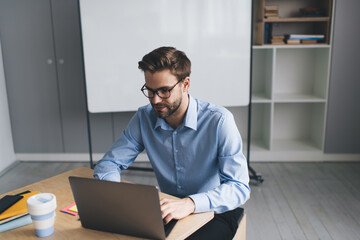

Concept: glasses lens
[[157, 89, 170, 99], [143, 89, 154, 98], [141, 86, 172, 99], [141, 85, 151, 98]]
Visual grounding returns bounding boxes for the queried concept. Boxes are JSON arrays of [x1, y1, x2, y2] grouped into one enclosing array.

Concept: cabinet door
[[0, 0, 63, 152], [51, 0, 116, 154], [50, 0, 89, 152]]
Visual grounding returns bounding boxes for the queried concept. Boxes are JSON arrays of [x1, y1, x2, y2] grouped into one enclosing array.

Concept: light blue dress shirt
[[94, 95, 250, 213]]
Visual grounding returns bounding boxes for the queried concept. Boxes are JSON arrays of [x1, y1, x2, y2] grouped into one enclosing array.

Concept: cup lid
[[27, 193, 57, 211]]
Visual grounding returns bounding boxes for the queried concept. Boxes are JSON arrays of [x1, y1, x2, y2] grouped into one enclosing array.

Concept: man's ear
[[183, 77, 190, 92]]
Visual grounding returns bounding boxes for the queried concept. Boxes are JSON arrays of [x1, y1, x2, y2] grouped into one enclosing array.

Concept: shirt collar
[[154, 94, 198, 131], [183, 95, 198, 130]]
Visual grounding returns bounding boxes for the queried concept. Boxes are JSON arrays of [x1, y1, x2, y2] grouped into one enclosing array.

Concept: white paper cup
[[27, 193, 57, 237]]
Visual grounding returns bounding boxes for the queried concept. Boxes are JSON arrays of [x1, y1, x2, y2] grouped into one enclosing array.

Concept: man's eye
[[159, 88, 169, 94]]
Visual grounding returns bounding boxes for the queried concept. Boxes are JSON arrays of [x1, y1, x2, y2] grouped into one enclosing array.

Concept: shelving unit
[[254, 0, 332, 45], [250, 44, 332, 160], [249, 0, 334, 161]]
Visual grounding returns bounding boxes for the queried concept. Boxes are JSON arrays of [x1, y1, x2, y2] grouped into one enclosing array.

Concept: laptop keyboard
[[164, 219, 178, 237]]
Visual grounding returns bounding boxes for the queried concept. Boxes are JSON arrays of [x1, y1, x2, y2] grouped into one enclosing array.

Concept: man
[[94, 46, 250, 239]]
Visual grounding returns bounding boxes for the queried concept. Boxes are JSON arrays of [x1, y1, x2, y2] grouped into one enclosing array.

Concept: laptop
[[68, 176, 177, 240]]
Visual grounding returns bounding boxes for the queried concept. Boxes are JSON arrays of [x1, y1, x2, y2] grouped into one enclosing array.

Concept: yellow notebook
[[0, 191, 39, 220]]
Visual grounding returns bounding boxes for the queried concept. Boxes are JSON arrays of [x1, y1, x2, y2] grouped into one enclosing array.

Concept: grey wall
[[325, 0, 360, 153]]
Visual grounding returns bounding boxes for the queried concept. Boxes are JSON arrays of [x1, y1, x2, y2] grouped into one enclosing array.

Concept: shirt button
[[178, 186, 182, 189], [175, 149, 178, 152], [177, 167, 181, 171], [174, 131, 177, 134]]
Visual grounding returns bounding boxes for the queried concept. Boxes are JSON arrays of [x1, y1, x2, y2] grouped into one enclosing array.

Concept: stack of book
[[300, 8, 326, 17], [0, 191, 39, 232], [286, 39, 301, 44], [264, 6, 279, 18], [285, 34, 325, 44], [271, 35, 285, 45], [301, 39, 318, 44]]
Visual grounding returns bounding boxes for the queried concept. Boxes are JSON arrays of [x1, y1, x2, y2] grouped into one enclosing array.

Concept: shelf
[[274, 48, 329, 99], [253, 44, 330, 49], [252, 93, 272, 103], [250, 103, 271, 150], [250, 139, 270, 151], [264, 17, 330, 23], [249, 0, 333, 161], [273, 103, 325, 150], [271, 139, 321, 151], [273, 93, 326, 103], [242, 139, 270, 153], [254, 0, 332, 45], [252, 48, 272, 101]]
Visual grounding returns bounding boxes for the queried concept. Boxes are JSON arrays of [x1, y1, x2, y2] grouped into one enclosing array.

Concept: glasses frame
[[141, 79, 184, 99]]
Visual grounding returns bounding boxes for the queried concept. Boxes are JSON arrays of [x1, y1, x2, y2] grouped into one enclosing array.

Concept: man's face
[[144, 69, 183, 119]]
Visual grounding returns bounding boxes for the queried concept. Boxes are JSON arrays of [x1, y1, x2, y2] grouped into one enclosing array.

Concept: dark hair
[[138, 46, 191, 81]]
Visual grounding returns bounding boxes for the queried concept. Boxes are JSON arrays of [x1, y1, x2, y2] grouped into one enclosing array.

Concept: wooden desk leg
[[233, 214, 246, 240]]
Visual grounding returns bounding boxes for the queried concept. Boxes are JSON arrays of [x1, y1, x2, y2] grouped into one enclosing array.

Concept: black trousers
[[186, 208, 244, 240]]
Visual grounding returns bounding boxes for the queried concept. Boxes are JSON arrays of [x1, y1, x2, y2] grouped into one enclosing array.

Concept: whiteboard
[[79, 0, 251, 113]]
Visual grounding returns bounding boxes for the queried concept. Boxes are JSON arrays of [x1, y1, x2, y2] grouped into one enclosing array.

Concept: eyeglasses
[[141, 79, 183, 99]]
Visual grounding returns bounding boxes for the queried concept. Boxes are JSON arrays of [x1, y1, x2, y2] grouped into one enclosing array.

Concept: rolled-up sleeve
[[190, 111, 250, 213], [93, 111, 144, 181]]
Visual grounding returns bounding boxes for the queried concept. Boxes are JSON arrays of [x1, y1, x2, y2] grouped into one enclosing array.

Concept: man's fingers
[[162, 207, 175, 224], [161, 206, 171, 219], [160, 198, 172, 206], [160, 198, 172, 214], [160, 197, 195, 223], [160, 201, 168, 211], [160, 198, 175, 222], [160, 198, 167, 205], [163, 214, 173, 225]]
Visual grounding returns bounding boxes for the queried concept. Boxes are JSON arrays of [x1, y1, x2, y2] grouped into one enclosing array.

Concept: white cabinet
[[246, 0, 342, 161], [250, 45, 331, 161]]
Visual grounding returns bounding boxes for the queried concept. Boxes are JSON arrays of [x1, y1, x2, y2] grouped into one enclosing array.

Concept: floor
[[1, 161, 359, 240]]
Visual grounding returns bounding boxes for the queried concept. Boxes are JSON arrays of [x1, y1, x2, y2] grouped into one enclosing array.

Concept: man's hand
[[160, 197, 195, 224]]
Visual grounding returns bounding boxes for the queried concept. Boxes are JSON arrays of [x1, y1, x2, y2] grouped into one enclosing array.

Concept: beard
[[152, 95, 182, 119]]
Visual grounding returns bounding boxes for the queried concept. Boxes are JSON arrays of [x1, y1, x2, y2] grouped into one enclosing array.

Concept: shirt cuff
[[188, 193, 210, 213], [93, 171, 121, 182]]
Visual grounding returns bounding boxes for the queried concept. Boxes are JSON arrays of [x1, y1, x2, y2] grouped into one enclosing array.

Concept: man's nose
[[151, 94, 162, 104]]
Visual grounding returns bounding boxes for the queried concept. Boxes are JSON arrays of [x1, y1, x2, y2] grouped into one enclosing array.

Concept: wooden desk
[[0, 167, 214, 239]]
